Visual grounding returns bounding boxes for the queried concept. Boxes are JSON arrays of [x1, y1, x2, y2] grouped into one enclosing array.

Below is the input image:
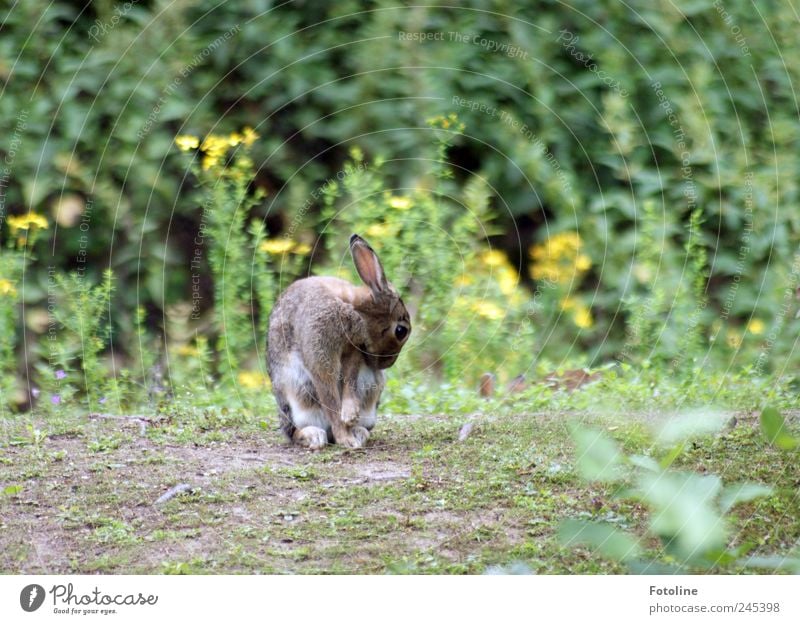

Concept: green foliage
[[558, 519, 641, 562], [1, 1, 799, 409], [35, 270, 115, 410], [176, 130, 269, 383], [318, 132, 519, 377], [759, 406, 799, 451], [560, 415, 778, 572], [570, 424, 624, 483]]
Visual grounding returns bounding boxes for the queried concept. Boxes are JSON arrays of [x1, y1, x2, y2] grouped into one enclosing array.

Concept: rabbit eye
[[394, 325, 408, 341]]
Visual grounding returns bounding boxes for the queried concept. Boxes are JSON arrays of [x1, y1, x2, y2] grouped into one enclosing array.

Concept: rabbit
[[267, 234, 411, 449]]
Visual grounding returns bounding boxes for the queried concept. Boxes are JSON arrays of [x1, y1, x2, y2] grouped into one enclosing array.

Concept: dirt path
[[0, 410, 795, 574]]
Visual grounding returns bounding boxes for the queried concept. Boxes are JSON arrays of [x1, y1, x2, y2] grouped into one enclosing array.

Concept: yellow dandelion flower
[[201, 154, 219, 171], [201, 134, 229, 154], [260, 238, 296, 254], [7, 212, 49, 234], [530, 264, 561, 283], [575, 254, 592, 272], [228, 132, 243, 147], [560, 297, 576, 311], [241, 127, 259, 147], [176, 344, 200, 357], [746, 319, 765, 335], [0, 278, 17, 296], [573, 306, 593, 329], [292, 243, 312, 255], [529, 231, 586, 284], [238, 370, 271, 389], [481, 249, 507, 268], [497, 268, 519, 296], [199, 134, 231, 170], [175, 135, 200, 151], [473, 300, 505, 320], [387, 196, 412, 210], [454, 273, 472, 287], [366, 223, 391, 238]]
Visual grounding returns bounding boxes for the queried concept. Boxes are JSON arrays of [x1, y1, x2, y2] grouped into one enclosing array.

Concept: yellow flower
[[560, 297, 576, 311], [367, 223, 391, 238], [227, 132, 243, 147], [175, 135, 200, 151], [292, 243, 312, 255], [575, 254, 592, 271], [454, 273, 473, 287], [7, 212, 49, 234], [200, 134, 231, 170], [260, 238, 296, 254], [387, 196, 412, 210], [201, 154, 218, 171], [241, 127, 258, 147], [560, 296, 592, 328], [529, 231, 588, 284], [727, 330, 742, 349], [201, 135, 229, 153], [472, 300, 505, 320], [238, 370, 271, 389], [481, 249, 507, 268], [0, 278, 17, 296], [746, 319, 765, 335], [427, 113, 464, 132], [497, 267, 519, 296], [573, 306, 593, 329], [176, 344, 199, 357]]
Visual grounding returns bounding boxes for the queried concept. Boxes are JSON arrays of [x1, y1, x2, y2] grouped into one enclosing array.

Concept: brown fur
[[267, 235, 410, 449]]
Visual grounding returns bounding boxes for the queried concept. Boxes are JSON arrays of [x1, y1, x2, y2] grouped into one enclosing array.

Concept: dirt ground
[[0, 409, 796, 574]]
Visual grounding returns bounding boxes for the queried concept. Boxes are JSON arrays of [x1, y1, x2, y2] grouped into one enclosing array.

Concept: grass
[[1, 379, 798, 574]]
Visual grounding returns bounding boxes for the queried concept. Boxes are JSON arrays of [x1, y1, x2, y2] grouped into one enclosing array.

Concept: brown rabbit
[[267, 234, 411, 449]]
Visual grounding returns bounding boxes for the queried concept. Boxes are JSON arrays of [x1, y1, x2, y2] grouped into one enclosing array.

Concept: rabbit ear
[[350, 234, 388, 296]]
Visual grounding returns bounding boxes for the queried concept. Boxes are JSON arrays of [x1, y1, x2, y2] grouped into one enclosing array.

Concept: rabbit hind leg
[[273, 352, 332, 445]]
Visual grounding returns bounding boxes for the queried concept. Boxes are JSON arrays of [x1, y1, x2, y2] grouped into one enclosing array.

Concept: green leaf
[[656, 409, 730, 446], [760, 407, 798, 451], [2, 485, 22, 496], [638, 471, 726, 559], [659, 443, 686, 470], [719, 483, 773, 513], [629, 454, 660, 473], [558, 519, 641, 561], [570, 425, 623, 483]]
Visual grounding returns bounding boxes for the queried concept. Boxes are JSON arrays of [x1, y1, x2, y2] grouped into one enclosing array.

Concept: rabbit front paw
[[335, 425, 370, 448], [294, 426, 328, 450]]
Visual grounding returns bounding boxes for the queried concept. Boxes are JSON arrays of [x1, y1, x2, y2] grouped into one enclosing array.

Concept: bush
[[1, 1, 798, 409]]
